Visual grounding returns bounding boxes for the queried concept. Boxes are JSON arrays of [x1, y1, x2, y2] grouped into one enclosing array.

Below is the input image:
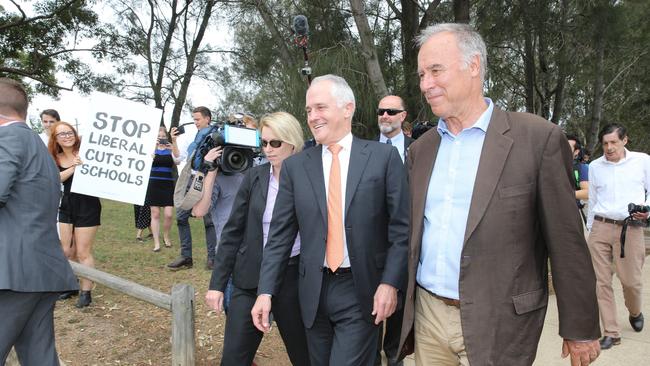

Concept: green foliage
[[0, 0, 110, 96]]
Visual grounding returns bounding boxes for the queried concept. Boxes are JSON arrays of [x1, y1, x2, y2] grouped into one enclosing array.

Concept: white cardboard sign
[[71, 92, 162, 205]]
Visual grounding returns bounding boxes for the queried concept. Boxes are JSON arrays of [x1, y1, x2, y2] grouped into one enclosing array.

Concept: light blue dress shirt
[[379, 131, 406, 163], [417, 99, 494, 300]]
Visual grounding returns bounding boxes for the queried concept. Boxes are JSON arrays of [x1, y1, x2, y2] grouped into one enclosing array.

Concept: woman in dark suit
[[202, 112, 310, 366]]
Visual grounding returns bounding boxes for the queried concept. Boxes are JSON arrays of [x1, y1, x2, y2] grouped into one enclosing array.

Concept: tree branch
[[0, 0, 79, 32], [0, 66, 73, 91], [385, 0, 402, 18]]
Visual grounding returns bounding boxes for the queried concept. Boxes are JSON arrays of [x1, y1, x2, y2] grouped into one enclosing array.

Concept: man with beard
[[376, 95, 413, 164]]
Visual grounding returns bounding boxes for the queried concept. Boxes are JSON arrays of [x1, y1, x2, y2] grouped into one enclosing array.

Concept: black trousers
[[0, 291, 60, 366], [306, 271, 379, 366], [220, 261, 310, 366]]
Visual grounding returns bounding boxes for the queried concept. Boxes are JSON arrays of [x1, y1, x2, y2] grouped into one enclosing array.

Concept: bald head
[[0, 78, 28, 121]]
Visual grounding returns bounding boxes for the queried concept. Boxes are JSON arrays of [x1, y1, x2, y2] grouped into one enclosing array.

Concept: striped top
[[150, 149, 175, 181]]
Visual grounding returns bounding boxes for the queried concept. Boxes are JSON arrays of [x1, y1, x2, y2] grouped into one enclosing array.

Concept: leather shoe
[[167, 256, 193, 270], [206, 258, 214, 271], [630, 312, 644, 332], [599, 336, 621, 350]]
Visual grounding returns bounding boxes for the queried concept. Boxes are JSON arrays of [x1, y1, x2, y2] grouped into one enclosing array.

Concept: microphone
[[292, 15, 309, 36]]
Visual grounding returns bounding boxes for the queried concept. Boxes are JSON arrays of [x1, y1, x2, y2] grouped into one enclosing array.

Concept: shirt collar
[[601, 148, 631, 165], [380, 131, 404, 144], [437, 98, 494, 136], [323, 132, 353, 155]]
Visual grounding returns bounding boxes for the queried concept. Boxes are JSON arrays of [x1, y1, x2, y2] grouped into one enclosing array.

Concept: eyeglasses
[[55, 131, 75, 138], [377, 108, 404, 116], [261, 139, 283, 148]]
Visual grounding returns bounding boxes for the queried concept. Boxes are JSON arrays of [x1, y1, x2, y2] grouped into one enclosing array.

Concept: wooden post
[[171, 284, 195, 366]]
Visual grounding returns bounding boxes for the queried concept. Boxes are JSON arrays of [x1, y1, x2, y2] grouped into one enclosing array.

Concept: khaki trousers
[[414, 287, 469, 366], [587, 220, 646, 337]]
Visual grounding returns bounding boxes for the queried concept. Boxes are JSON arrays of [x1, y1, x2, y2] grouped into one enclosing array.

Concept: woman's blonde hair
[[259, 112, 304, 153]]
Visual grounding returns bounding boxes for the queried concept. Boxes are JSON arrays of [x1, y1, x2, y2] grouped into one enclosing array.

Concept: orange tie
[[326, 144, 344, 271]]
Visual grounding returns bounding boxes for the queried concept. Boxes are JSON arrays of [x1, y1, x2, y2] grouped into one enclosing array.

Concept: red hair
[[48, 121, 81, 166]]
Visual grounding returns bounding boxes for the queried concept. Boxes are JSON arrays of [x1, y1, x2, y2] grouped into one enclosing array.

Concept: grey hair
[[310, 74, 356, 110], [416, 23, 487, 82]]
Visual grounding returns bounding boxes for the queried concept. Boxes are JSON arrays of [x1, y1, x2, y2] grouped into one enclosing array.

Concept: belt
[[322, 267, 352, 276], [287, 255, 300, 266], [417, 285, 460, 308], [594, 215, 646, 227]]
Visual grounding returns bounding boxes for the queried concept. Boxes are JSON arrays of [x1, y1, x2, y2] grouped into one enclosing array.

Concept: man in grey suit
[[251, 74, 410, 365], [0, 78, 79, 366], [398, 23, 600, 366]]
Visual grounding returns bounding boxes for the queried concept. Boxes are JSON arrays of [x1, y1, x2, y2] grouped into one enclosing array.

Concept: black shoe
[[58, 290, 79, 300], [630, 312, 644, 332], [599, 336, 621, 350], [75, 291, 92, 308], [206, 258, 214, 271], [167, 256, 193, 270]]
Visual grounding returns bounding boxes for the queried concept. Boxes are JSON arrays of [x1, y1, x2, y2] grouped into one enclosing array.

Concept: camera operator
[[167, 106, 218, 271], [587, 123, 650, 350], [176, 112, 258, 271]]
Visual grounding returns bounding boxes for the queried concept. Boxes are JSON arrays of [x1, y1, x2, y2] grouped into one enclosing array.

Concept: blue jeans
[[176, 208, 216, 261]]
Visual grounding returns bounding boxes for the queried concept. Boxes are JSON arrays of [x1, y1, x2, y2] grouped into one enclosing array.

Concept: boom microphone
[[292, 15, 309, 36]]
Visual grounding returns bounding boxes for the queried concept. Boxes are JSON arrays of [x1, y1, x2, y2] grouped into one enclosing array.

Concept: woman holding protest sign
[[203, 112, 309, 366], [48, 121, 101, 308], [146, 126, 180, 252]]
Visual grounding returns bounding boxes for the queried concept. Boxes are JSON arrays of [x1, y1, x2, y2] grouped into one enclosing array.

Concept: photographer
[[587, 123, 650, 350], [167, 106, 218, 271]]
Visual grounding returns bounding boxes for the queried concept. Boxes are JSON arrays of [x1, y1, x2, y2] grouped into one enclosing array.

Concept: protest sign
[[71, 92, 162, 205]]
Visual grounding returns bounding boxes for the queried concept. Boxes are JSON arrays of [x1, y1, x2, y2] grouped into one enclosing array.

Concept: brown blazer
[[398, 107, 600, 365]]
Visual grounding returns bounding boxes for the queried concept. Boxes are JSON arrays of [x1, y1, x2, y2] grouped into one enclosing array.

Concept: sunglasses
[[261, 139, 283, 148], [377, 108, 404, 116], [55, 131, 75, 138]]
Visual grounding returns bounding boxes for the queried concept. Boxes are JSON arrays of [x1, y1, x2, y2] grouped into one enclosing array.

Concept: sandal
[[152, 247, 161, 252], [164, 240, 172, 248], [136, 237, 144, 243]]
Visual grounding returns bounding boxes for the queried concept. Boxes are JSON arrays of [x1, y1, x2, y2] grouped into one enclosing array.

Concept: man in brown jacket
[[398, 23, 601, 366]]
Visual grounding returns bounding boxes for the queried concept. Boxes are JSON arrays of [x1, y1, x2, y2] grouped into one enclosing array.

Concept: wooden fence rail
[[68, 261, 196, 366], [4, 262, 196, 366]]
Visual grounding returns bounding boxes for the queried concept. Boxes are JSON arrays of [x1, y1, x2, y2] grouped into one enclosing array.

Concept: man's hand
[[561, 339, 600, 366], [204, 147, 223, 163], [251, 295, 273, 333], [205, 290, 224, 313], [632, 211, 649, 221], [372, 283, 397, 325]]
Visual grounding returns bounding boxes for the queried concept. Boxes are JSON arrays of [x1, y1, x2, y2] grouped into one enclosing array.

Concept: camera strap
[[619, 216, 633, 258]]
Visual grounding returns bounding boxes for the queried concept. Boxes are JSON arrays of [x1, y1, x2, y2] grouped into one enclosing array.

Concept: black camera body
[[197, 122, 260, 175], [628, 203, 650, 215]]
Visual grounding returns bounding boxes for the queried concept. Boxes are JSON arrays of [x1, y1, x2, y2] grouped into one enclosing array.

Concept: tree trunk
[[587, 28, 606, 152], [523, 29, 536, 114], [399, 0, 421, 120], [454, 0, 470, 23], [550, 0, 569, 124], [254, 0, 295, 68], [349, 0, 388, 100], [170, 0, 216, 127]]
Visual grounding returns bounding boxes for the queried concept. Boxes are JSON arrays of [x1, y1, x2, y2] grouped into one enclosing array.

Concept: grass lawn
[[53, 199, 289, 365]]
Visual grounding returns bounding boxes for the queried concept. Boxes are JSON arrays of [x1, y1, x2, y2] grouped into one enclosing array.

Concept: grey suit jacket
[[398, 107, 600, 365], [0, 123, 78, 293], [258, 137, 410, 327]]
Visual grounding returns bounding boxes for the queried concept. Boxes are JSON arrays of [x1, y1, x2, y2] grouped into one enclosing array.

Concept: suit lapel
[[463, 108, 513, 244], [303, 145, 328, 225], [259, 164, 270, 203], [345, 137, 370, 214]]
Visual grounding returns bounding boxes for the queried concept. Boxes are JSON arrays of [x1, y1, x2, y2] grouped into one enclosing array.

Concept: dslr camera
[[197, 122, 260, 175], [628, 203, 650, 215]]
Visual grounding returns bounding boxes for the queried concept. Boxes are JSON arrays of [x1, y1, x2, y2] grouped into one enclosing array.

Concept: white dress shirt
[[322, 132, 353, 268], [379, 131, 406, 163], [587, 149, 650, 230]]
